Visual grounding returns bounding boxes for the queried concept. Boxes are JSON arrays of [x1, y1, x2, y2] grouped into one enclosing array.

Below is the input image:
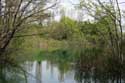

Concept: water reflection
[[24, 59, 125, 83], [25, 61, 76, 83]]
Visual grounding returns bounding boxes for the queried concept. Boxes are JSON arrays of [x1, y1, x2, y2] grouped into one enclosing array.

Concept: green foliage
[[1, 2, 125, 82], [49, 16, 80, 40]]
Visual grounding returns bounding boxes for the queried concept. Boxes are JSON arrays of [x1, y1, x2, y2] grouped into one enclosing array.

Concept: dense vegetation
[[0, 0, 125, 83]]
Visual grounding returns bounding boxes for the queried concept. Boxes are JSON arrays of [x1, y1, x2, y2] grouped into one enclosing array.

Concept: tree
[[77, 0, 124, 63], [0, 0, 58, 82], [75, 0, 125, 82], [49, 16, 79, 40], [0, 0, 57, 56]]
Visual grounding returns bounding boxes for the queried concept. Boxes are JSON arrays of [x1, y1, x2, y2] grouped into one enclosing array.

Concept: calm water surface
[[25, 61, 77, 83], [24, 60, 125, 83]]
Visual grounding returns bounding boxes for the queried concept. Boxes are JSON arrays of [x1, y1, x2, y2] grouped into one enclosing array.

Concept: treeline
[[36, 15, 125, 83]]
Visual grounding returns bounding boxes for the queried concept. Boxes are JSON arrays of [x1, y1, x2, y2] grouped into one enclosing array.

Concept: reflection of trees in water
[[46, 60, 65, 83], [25, 61, 42, 83], [74, 66, 92, 83], [45, 51, 73, 83], [58, 72, 64, 83], [74, 55, 125, 83], [0, 65, 26, 83], [36, 61, 42, 83], [35, 48, 125, 83]]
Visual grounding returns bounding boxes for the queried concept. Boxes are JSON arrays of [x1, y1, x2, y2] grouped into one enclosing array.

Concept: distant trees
[[49, 16, 78, 40]]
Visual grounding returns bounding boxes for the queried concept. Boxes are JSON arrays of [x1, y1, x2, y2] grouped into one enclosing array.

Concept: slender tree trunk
[[0, 29, 16, 56]]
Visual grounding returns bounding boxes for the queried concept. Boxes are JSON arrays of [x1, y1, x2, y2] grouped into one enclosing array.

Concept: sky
[[54, 0, 125, 21], [60, 0, 125, 9]]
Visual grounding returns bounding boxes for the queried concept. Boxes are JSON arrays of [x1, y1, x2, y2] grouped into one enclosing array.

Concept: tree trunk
[[0, 30, 16, 56]]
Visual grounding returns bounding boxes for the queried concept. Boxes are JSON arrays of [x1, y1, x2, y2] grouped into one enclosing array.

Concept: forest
[[0, 0, 125, 83]]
